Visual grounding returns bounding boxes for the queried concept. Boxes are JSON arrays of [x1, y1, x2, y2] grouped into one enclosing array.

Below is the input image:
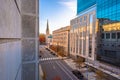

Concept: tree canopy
[[39, 34, 46, 44]]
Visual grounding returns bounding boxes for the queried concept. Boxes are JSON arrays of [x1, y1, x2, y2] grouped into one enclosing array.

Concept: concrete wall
[[21, 0, 39, 80], [0, 0, 21, 38], [0, 0, 21, 80], [0, 0, 39, 80], [0, 41, 22, 80]]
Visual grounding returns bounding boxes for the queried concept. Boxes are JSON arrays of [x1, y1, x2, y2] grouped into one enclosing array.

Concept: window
[[84, 16, 87, 21], [89, 47, 92, 57], [89, 14, 93, 34], [101, 33, 104, 39], [118, 44, 120, 47], [111, 33, 116, 39], [71, 47, 72, 51], [106, 33, 110, 39], [117, 32, 120, 39], [80, 18, 82, 22], [104, 50, 116, 58]]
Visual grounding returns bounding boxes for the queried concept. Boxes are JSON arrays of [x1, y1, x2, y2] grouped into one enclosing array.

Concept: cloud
[[58, 0, 77, 12]]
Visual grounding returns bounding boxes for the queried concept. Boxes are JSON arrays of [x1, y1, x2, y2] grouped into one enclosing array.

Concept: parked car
[[51, 52, 56, 56], [45, 48, 48, 50], [50, 52, 53, 54], [40, 50, 42, 53], [46, 48, 50, 51], [39, 55, 41, 58], [72, 70, 84, 79]]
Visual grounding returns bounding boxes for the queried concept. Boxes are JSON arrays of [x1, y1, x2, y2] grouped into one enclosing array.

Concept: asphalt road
[[39, 45, 79, 80]]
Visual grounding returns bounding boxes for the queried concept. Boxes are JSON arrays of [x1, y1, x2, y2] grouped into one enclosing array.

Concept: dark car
[[72, 70, 84, 79], [52, 53, 56, 55], [39, 55, 41, 58], [45, 48, 48, 50], [40, 50, 42, 53], [51, 52, 56, 56], [46, 48, 50, 51]]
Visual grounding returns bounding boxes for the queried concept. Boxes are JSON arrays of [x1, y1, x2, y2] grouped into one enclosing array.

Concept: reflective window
[[97, 0, 120, 67], [84, 16, 87, 21], [77, 0, 96, 14], [97, 0, 120, 21], [104, 50, 116, 58], [106, 33, 110, 39], [102, 33, 104, 39], [111, 33, 116, 39], [80, 18, 82, 22], [117, 32, 120, 39]]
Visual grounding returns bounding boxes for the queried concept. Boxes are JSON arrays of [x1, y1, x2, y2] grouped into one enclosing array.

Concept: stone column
[[21, 0, 39, 80]]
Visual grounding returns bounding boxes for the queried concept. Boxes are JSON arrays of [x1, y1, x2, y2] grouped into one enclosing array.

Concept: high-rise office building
[[77, 0, 96, 15], [70, 0, 97, 61], [96, 0, 120, 67], [70, 0, 120, 79]]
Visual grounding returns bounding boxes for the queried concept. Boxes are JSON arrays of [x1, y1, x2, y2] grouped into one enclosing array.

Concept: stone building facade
[[0, 0, 39, 80], [52, 26, 70, 56], [70, 5, 97, 61]]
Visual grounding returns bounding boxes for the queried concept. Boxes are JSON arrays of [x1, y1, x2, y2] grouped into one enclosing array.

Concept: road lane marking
[[53, 65, 56, 70], [39, 57, 60, 61], [39, 57, 67, 62], [56, 61, 77, 80], [57, 61, 79, 80]]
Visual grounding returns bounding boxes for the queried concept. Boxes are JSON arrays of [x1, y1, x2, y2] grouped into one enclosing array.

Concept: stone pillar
[[21, 0, 39, 80], [0, 0, 39, 80]]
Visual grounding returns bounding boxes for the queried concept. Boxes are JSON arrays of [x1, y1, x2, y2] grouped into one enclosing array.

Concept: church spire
[[46, 19, 49, 35]]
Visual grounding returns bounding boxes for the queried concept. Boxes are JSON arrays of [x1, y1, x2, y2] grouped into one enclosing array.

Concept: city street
[[39, 45, 80, 80]]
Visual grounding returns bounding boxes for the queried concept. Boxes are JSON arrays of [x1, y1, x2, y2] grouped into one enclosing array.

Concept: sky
[[39, 0, 77, 34]]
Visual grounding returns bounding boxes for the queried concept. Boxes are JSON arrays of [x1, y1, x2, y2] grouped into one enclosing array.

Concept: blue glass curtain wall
[[77, 0, 96, 15]]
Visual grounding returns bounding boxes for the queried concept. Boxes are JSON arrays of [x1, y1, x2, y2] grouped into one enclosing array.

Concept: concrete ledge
[[85, 62, 120, 80]]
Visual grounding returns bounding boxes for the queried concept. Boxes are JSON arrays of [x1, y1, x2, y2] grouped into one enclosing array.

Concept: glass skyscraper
[[77, 0, 96, 15], [96, 0, 120, 67], [97, 0, 120, 21]]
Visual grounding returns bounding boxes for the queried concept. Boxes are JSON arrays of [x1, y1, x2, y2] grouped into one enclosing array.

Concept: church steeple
[[46, 20, 49, 35]]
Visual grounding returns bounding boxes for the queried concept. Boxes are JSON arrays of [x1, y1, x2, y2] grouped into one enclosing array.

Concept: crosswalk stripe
[[39, 57, 60, 61]]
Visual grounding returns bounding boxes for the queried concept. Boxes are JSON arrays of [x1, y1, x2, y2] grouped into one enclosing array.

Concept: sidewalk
[[39, 65, 43, 80], [64, 58, 97, 80]]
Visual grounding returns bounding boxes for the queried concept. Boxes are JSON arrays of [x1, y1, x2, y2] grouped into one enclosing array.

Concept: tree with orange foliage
[[50, 45, 57, 52], [39, 34, 46, 44], [50, 45, 65, 57]]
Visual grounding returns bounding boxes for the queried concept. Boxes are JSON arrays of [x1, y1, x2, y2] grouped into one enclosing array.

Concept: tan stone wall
[[52, 26, 70, 56]]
